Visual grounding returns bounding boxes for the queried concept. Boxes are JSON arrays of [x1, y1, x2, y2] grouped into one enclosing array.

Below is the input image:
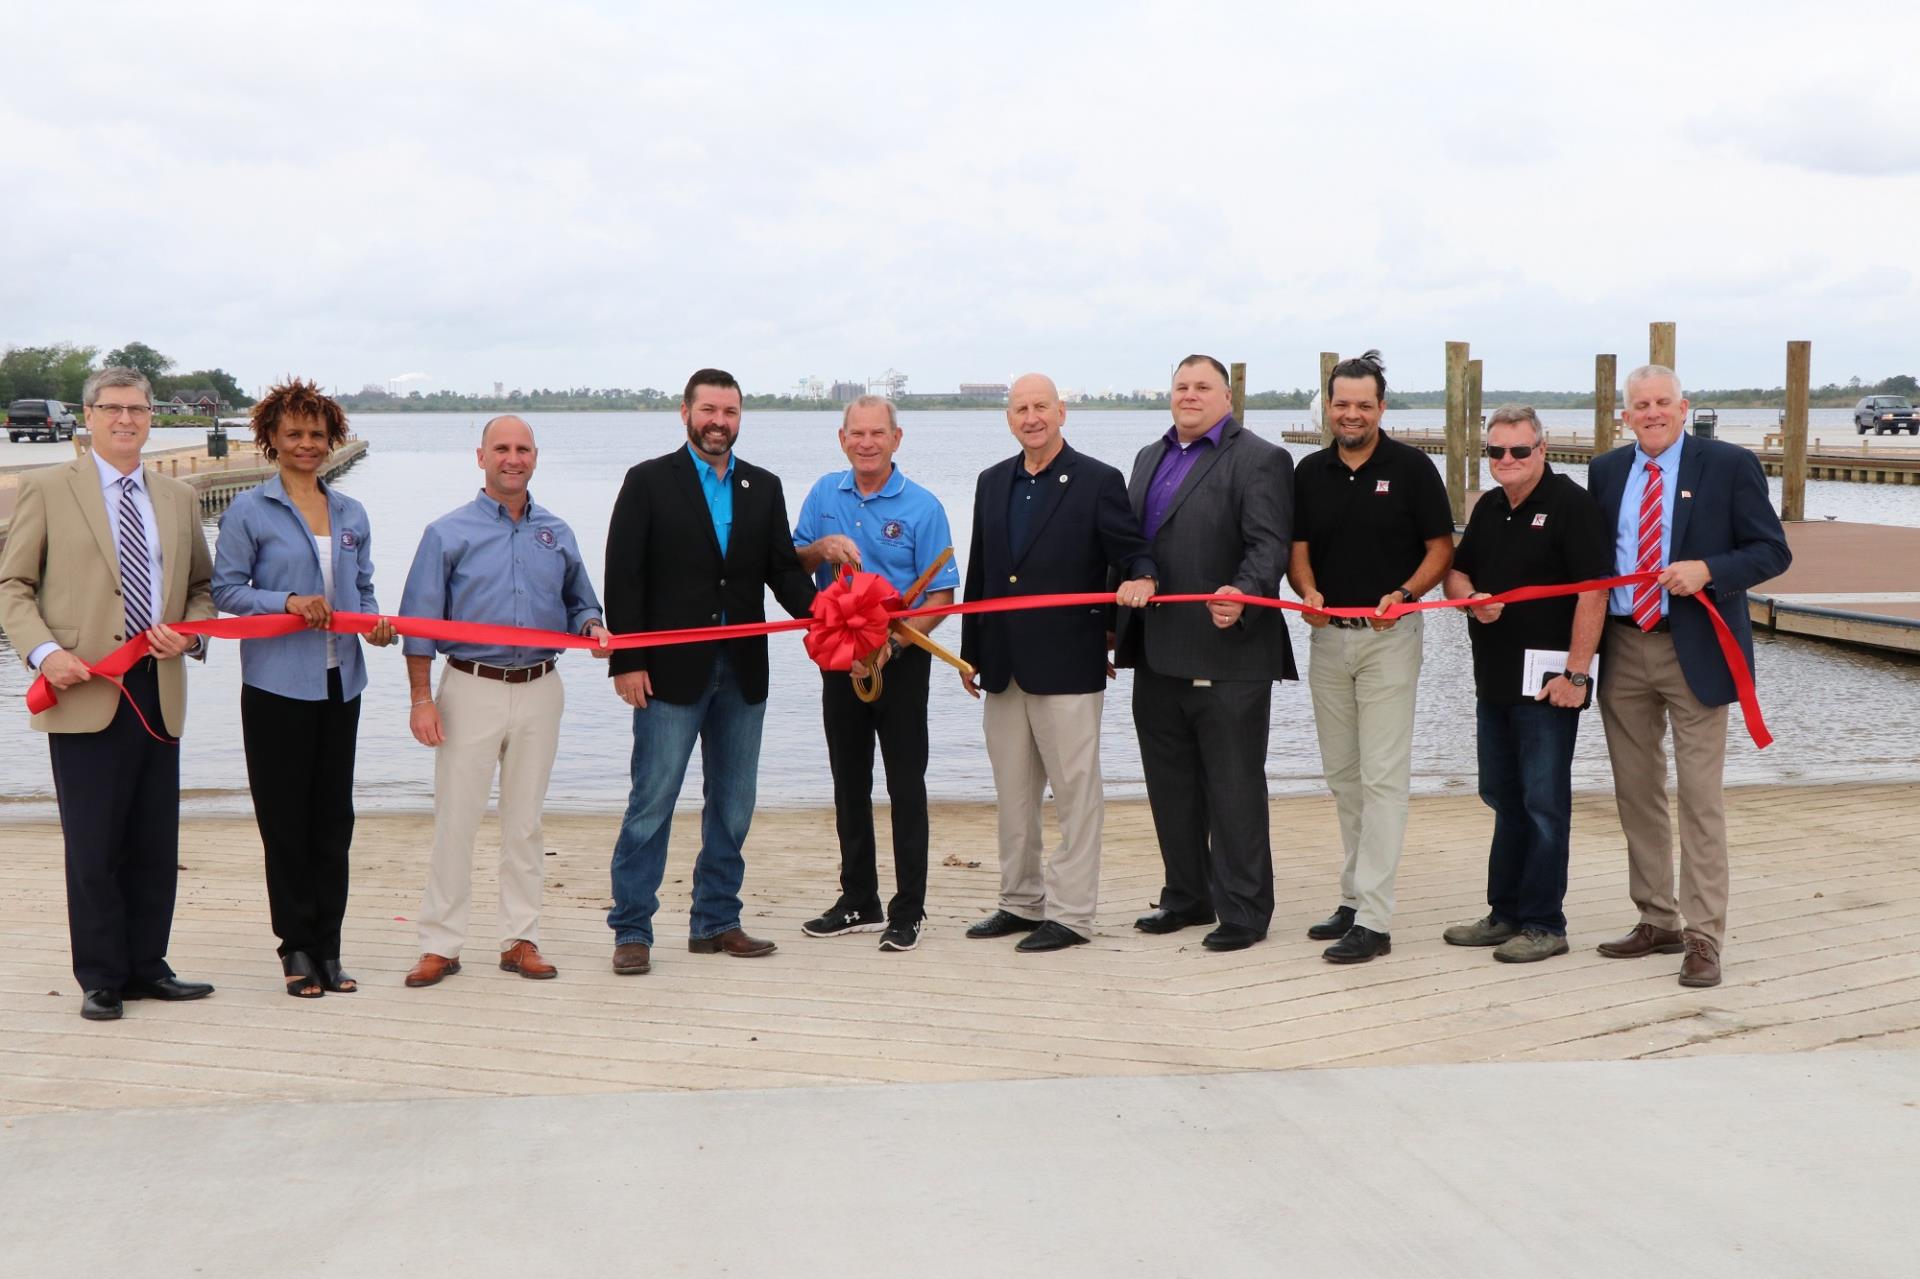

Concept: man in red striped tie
[[1588, 365, 1790, 988]]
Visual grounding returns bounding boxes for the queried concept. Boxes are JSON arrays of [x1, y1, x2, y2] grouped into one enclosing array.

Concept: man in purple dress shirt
[[1114, 355, 1295, 952]]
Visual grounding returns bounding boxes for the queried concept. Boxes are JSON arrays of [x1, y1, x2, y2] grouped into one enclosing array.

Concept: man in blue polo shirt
[[793, 395, 959, 953]]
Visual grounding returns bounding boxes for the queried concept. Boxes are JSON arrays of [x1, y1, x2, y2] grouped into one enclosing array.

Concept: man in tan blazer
[[0, 367, 217, 1021]]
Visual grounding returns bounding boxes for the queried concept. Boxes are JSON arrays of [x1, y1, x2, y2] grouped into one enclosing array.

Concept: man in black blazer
[[959, 373, 1157, 952], [602, 369, 817, 975], [1116, 355, 1295, 952], [1588, 364, 1789, 988]]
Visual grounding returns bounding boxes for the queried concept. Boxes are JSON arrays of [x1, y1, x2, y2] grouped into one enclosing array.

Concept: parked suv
[[1854, 395, 1919, 435], [7, 398, 79, 443]]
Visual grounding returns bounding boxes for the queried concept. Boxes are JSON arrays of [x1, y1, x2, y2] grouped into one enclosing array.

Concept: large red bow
[[802, 570, 900, 671]]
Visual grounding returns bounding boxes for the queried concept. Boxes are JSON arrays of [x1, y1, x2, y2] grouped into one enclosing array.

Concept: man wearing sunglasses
[[1441, 406, 1611, 963]]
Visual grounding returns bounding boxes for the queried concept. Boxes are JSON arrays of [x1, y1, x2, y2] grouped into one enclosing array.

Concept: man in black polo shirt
[[1441, 405, 1611, 963], [1287, 351, 1454, 964]]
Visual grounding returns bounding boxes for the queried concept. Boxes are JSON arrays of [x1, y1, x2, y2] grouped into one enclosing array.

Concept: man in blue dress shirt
[[791, 395, 959, 953], [397, 415, 607, 988]]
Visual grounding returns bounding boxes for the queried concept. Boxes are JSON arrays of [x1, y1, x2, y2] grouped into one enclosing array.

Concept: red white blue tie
[[1630, 460, 1663, 631]]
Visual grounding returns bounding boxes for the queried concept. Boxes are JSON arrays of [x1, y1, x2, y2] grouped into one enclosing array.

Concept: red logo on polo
[[1375, 480, 1391, 494], [1532, 513, 1548, 527]]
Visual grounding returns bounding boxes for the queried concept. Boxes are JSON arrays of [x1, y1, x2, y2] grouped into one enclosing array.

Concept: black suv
[[1854, 395, 1919, 435], [7, 398, 79, 443]]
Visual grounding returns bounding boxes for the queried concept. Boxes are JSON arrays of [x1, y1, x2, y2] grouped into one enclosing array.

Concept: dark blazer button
[[718, 577, 726, 587], [1008, 574, 1018, 584], [711, 613, 720, 622]]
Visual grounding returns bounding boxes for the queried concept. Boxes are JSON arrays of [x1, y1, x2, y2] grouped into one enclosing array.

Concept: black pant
[[241, 670, 361, 961], [820, 645, 931, 923], [48, 658, 180, 992], [1132, 664, 1275, 934]]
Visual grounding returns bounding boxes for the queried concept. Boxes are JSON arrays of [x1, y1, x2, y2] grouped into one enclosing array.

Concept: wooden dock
[[1748, 521, 1920, 655], [2, 785, 1915, 1116]]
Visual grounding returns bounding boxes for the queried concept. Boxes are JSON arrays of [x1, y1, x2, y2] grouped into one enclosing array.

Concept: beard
[[1335, 424, 1376, 451], [686, 420, 738, 458]]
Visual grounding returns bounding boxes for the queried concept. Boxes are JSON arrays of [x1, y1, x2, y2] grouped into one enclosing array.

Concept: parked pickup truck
[[1854, 395, 1920, 435], [7, 398, 79, 443]]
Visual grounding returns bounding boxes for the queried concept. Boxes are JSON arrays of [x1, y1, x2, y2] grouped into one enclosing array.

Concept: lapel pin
[[741, 478, 751, 489], [1058, 474, 1069, 484], [1681, 490, 1691, 499]]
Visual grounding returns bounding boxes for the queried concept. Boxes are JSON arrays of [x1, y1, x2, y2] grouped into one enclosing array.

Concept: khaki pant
[[417, 665, 565, 958], [982, 681, 1105, 937], [1598, 624, 1730, 947], [1307, 614, 1423, 932]]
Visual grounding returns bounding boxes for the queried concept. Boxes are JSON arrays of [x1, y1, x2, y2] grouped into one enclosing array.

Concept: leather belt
[[1608, 613, 1671, 635], [448, 657, 556, 683], [1326, 617, 1371, 630]]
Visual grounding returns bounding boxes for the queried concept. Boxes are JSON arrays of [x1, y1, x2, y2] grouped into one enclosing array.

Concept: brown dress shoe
[[1679, 933, 1722, 987], [404, 953, 461, 988], [612, 942, 651, 975], [688, 927, 777, 957], [1595, 922, 1686, 958], [499, 940, 557, 979]]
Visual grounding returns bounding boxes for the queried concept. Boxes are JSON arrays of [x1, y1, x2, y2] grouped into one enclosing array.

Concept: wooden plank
[[1318, 352, 1338, 445], [1466, 358, 1483, 492], [1444, 341, 1470, 524], [1230, 361, 1247, 427], [1594, 354, 1617, 453], [1650, 320, 1676, 371], [1782, 339, 1812, 521]]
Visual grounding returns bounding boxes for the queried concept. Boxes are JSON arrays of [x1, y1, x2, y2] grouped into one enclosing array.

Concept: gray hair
[[1623, 363, 1684, 403], [1485, 403, 1544, 444], [841, 394, 898, 431], [82, 366, 152, 407]]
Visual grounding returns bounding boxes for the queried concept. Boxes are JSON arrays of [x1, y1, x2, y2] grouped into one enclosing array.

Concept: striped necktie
[[1630, 459, 1663, 631], [117, 476, 154, 636]]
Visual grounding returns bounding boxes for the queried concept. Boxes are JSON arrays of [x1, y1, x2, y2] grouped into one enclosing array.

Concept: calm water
[[3, 408, 1918, 818]]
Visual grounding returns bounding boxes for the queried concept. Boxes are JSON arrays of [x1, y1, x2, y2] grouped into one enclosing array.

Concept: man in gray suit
[[1116, 354, 1295, 951]]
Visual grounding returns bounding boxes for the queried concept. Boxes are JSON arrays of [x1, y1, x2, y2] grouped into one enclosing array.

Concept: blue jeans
[[1476, 698, 1580, 934], [608, 653, 766, 946]]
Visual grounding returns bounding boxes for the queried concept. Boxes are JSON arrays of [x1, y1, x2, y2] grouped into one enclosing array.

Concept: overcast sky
[[7, 1, 1917, 397]]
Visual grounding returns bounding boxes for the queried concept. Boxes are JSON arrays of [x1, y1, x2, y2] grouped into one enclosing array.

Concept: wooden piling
[[1650, 321, 1676, 371], [1466, 358, 1483, 492], [1444, 341, 1470, 525], [1782, 340, 1812, 521], [1594, 354, 1617, 453], [1318, 352, 1338, 445], [1230, 361, 1247, 427]]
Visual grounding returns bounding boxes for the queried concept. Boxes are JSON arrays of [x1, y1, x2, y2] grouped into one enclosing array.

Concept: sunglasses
[[1485, 444, 1536, 460]]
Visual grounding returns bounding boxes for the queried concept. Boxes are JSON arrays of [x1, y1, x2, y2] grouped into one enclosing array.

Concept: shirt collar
[[1161, 415, 1230, 451], [837, 465, 906, 499], [687, 442, 731, 483], [261, 472, 333, 509], [93, 450, 145, 492], [473, 488, 540, 522], [1634, 430, 1685, 472]]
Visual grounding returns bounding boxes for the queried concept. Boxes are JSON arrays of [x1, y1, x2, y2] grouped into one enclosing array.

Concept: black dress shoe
[[1134, 906, 1216, 935], [1307, 905, 1357, 941], [1201, 922, 1265, 952], [1323, 925, 1392, 964], [122, 976, 214, 1001], [966, 910, 1043, 939], [1015, 921, 1089, 952], [81, 989, 123, 1021]]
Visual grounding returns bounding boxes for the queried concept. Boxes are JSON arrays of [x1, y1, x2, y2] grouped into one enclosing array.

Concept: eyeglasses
[[91, 403, 153, 420], [1485, 444, 1536, 460]]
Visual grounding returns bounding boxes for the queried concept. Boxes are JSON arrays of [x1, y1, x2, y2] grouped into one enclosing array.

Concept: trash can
[[207, 424, 228, 459], [1692, 408, 1717, 439]]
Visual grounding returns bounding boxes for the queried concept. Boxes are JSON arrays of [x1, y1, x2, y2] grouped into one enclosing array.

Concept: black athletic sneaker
[[878, 918, 923, 952], [801, 904, 885, 938]]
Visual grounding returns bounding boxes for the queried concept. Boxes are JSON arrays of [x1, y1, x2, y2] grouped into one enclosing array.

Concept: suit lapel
[[64, 458, 121, 580], [1013, 444, 1075, 568], [670, 449, 724, 562], [1156, 422, 1236, 534], [1671, 436, 1705, 555], [985, 456, 1017, 577], [1127, 441, 1154, 516], [152, 469, 180, 600]]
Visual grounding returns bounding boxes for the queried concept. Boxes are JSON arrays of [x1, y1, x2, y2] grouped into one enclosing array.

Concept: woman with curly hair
[[211, 380, 394, 998]]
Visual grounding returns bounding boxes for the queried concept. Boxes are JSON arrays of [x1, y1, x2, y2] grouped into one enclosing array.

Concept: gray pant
[[982, 680, 1105, 938], [1307, 614, 1423, 932]]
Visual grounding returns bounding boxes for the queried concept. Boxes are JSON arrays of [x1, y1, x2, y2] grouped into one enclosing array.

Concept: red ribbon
[[25, 569, 1770, 748]]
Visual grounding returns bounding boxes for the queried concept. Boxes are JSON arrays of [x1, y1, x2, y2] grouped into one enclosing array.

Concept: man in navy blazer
[[1588, 364, 1790, 988], [959, 373, 1157, 952]]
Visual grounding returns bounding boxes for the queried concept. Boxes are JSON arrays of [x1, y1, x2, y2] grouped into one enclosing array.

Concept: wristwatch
[[1562, 669, 1590, 687]]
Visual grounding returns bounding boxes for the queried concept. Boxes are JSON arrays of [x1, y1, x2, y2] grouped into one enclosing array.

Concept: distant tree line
[[1390, 373, 1918, 410], [0, 340, 252, 411]]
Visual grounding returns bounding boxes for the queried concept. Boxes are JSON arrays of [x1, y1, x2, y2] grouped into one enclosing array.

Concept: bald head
[[1006, 372, 1067, 466], [1009, 372, 1058, 402], [480, 414, 535, 449]]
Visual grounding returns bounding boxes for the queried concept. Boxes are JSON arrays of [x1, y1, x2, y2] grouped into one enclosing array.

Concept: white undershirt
[[315, 535, 339, 669]]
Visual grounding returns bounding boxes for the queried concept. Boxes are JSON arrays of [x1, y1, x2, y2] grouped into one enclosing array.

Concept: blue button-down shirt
[[1611, 431, 1685, 618], [1142, 415, 1228, 540], [792, 465, 961, 594], [689, 444, 733, 555], [399, 490, 602, 667], [212, 474, 380, 700]]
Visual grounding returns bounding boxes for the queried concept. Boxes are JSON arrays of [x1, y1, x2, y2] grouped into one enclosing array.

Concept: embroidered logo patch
[[1532, 513, 1548, 528], [1375, 480, 1391, 494], [339, 530, 358, 550], [883, 520, 903, 541], [536, 527, 557, 549]]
